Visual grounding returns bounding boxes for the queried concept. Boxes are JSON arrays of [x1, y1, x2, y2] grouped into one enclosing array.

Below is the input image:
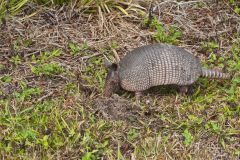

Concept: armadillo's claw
[[179, 85, 195, 96]]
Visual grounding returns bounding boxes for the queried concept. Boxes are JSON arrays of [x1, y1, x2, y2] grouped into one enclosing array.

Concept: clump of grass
[[0, 97, 120, 158], [68, 41, 89, 56], [10, 55, 21, 65], [31, 63, 64, 76], [30, 49, 64, 76], [182, 129, 193, 147], [201, 41, 219, 53], [76, 0, 144, 15], [229, 0, 240, 15], [35, 0, 68, 5], [0, 0, 145, 25], [0, 75, 12, 83], [14, 87, 42, 102], [32, 49, 61, 63], [146, 17, 182, 45], [82, 57, 107, 91], [127, 128, 139, 142]]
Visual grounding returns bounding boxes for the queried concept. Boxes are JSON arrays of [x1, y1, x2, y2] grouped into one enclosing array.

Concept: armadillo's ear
[[103, 58, 113, 68]]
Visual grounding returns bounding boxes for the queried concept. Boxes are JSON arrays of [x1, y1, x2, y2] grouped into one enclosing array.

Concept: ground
[[0, 0, 240, 159]]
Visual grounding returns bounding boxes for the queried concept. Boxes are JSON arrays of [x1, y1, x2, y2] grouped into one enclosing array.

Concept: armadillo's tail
[[201, 68, 232, 79]]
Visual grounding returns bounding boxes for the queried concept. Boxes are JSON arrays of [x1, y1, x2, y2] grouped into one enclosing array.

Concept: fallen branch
[[37, 91, 54, 102], [112, 48, 120, 63]]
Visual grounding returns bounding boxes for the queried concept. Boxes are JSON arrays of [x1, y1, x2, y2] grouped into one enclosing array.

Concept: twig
[[112, 48, 120, 63], [37, 91, 54, 102], [145, 1, 154, 28]]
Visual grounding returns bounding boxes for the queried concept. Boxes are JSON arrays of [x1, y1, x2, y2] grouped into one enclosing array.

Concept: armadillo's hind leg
[[179, 85, 195, 96], [135, 91, 143, 104]]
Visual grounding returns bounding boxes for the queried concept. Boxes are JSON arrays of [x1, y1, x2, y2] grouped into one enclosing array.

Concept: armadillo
[[103, 43, 231, 98]]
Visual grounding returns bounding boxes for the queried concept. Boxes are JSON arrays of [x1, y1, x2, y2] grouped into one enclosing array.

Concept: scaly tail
[[201, 68, 231, 79]]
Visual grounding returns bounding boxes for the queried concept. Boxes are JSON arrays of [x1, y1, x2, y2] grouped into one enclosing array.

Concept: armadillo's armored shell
[[119, 43, 202, 92]]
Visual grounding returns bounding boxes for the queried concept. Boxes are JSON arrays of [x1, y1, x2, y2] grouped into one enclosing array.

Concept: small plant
[[127, 128, 139, 142], [229, 0, 240, 15], [205, 121, 221, 134], [10, 55, 21, 65], [110, 41, 119, 49], [224, 77, 240, 102], [31, 63, 64, 76], [14, 87, 42, 102], [228, 38, 240, 70], [82, 57, 107, 90], [0, 0, 29, 21], [32, 49, 61, 63], [201, 41, 219, 53], [64, 82, 77, 94], [22, 38, 33, 47], [222, 38, 240, 101], [82, 152, 93, 160], [37, 135, 49, 149], [182, 129, 193, 147], [68, 41, 89, 56], [188, 115, 203, 125], [0, 75, 12, 83], [202, 38, 239, 70], [149, 17, 182, 45], [81, 41, 89, 50], [68, 42, 80, 56]]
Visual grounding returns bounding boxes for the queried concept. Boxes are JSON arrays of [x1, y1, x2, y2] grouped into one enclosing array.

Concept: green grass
[[68, 41, 89, 56], [229, 0, 240, 15], [31, 63, 65, 76], [1, 37, 239, 158], [146, 17, 182, 45]]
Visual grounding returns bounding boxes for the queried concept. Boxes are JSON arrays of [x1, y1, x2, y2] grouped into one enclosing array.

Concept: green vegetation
[[68, 41, 89, 56], [30, 49, 64, 76], [229, 0, 240, 15], [82, 57, 107, 91], [201, 41, 219, 53], [146, 17, 182, 45], [1, 75, 12, 82], [14, 86, 42, 102], [31, 63, 65, 76], [10, 55, 21, 65], [32, 49, 61, 63], [182, 129, 193, 147]]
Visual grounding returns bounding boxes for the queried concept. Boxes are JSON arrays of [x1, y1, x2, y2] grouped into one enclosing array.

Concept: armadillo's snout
[[103, 64, 120, 97], [103, 81, 114, 97], [103, 77, 121, 97]]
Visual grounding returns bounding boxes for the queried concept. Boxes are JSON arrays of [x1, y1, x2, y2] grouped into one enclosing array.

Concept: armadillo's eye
[[111, 63, 118, 71]]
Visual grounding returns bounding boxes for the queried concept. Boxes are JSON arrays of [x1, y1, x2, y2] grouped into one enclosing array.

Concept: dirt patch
[[93, 94, 167, 132], [93, 94, 140, 121]]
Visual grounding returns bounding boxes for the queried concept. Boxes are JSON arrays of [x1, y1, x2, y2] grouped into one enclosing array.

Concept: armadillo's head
[[103, 60, 120, 97]]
